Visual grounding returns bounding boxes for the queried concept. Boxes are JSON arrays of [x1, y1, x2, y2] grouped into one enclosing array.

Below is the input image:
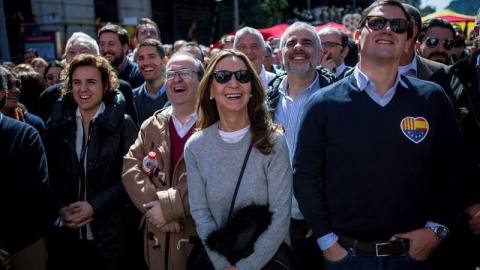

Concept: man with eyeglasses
[[398, 4, 446, 80], [318, 26, 352, 79], [429, 7, 480, 270], [293, 1, 468, 269], [122, 52, 204, 270], [133, 39, 169, 125], [265, 21, 337, 270], [416, 18, 456, 65]]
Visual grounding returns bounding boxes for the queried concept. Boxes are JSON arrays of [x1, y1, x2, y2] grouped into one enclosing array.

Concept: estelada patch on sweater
[[400, 116, 429, 144]]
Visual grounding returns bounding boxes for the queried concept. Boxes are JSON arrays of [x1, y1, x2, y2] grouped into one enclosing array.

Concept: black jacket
[[265, 66, 337, 117], [430, 49, 480, 203], [44, 90, 138, 244]]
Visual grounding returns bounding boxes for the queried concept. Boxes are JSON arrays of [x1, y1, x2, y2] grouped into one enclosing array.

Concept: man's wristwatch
[[432, 226, 449, 239]]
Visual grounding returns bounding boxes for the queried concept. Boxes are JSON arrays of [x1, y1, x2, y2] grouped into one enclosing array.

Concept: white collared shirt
[[166, 108, 197, 138], [259, 65, 276, 91], [75, 101, 106, 240], [398, 53, 419, 78]]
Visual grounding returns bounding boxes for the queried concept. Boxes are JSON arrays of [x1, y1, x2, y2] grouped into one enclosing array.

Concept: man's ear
[[341, 45, 350, 58], [414, 41, 421, 54]]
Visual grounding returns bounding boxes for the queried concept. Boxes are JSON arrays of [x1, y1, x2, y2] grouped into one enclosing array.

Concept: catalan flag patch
[[400, 117, 429, 144]]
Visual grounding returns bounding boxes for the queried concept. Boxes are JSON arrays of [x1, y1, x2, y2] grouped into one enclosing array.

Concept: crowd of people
[[1, 0, 480, 269]]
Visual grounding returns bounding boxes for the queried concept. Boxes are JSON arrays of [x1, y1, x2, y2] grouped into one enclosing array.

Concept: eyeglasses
[[454, 39, 465, 48], [365, 16, 409, 34], [46, 73, 61, 80], [322, 42, 345, 48], [166, 69, 197, 81], [424, 37, 455, 50], [7, 80, 21, 90], [212, 70, 253, 84]]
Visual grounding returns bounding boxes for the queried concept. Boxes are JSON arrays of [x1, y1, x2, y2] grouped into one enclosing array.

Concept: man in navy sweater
[[293, 0, 469, 269], [0, 66, 49, 269]]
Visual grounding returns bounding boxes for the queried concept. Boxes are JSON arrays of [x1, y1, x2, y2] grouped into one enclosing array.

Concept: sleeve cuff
[[317, 232, 338, 251]]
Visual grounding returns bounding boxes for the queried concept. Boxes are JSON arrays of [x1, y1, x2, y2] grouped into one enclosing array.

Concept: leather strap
[[227, 143, 253, 220], [337, 234, 409, 257]]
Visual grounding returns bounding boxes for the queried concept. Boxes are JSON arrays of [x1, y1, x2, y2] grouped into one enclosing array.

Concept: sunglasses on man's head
[[424, 37, 455, 50], [7, 80, 21, 90], [212, 70, 253, 84], [365, 16, 409, 34], [46, 73, 61, 80]]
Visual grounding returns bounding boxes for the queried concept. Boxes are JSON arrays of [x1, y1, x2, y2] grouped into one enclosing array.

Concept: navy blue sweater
[[293, 75, 469, 242], [0, 116, 49, 253]]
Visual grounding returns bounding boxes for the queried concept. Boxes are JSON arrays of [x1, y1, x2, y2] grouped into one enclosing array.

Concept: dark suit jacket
[[416, 55, 446, 80], [342, 55, 445, 80]]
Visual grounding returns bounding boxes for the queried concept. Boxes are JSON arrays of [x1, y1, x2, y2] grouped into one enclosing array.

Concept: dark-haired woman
[[44, 54, 141, 270]]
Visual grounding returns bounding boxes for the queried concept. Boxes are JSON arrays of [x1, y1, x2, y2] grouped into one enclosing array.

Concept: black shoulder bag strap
[[228, 143, 253, 218]]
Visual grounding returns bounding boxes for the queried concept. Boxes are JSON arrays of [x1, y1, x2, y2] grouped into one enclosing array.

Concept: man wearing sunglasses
[[429, 8, 480, 270], [398, 4, 446, 80], [416, 18, 456, 65], [318, 26, 352, 79], [451, 24, 470, 63], [293, 1, 469, 269], [265, 21, 337, 270]]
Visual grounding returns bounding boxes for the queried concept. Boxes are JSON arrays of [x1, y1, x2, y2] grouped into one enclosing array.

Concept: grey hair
[[66, 32, 100, 55], [280, 22, 322, 51], [234, 27, 266, 50]]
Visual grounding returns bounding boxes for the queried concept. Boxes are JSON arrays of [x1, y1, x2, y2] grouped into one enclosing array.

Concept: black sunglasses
[[365, 16, 409, 34], [424, 37, 455, 50], [7, 80, 21, 90], [212, 70, 253, 84], [46, 73, 61, 80]]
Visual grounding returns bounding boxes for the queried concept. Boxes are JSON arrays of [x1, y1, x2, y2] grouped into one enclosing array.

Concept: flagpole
[[234, 0, 239, 30]]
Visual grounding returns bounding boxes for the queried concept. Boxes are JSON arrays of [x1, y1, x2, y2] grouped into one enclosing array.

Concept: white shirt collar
[[167, 110, 197, 138]]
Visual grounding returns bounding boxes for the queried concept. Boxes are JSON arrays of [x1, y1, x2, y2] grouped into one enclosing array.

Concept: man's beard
[[428, 52, 450, 64], [286, 61, 314, 76], [110, 54, 124, 68]]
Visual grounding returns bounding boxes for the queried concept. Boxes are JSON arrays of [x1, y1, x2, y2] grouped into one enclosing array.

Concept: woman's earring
[[209, 96, 213, 100], [250, 94, 252, 97]]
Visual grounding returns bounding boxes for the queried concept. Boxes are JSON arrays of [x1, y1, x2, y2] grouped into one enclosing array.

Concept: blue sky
[[420, 0, 451, 10]]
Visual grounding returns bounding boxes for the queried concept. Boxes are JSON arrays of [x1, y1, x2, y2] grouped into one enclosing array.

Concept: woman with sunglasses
[[185, 50, 292, 269], [44, 60, 65, 87], [43, 54, 142, 270], [0, 66, 46, 136]]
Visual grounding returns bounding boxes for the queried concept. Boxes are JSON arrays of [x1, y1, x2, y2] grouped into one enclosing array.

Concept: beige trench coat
[[123, 109, 197, 270]]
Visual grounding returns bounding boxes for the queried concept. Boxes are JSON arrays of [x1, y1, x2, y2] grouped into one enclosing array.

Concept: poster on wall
[[24, 31, 61, 61]]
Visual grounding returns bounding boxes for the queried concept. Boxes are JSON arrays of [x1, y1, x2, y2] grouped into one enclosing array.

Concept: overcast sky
[[420, 0, 451, 11]]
